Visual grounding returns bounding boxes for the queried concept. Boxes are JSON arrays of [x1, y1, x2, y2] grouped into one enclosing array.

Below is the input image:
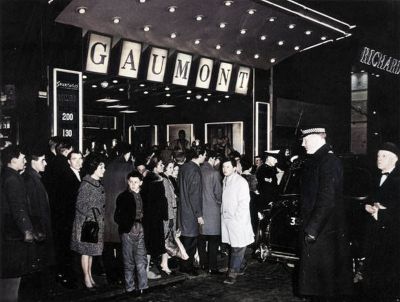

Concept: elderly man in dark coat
[[298, 126, 353, 301], [198, 150, 222, 274], [178, 147, 207, 275], [363, 142, 400, 301]]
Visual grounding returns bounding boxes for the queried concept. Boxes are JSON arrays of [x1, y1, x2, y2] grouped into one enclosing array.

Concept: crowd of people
[[0, 127, 399, 302]]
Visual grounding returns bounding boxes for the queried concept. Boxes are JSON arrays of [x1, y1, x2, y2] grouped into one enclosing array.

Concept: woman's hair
[[83, 153, 106, 175], [146, 156, 161, 172]]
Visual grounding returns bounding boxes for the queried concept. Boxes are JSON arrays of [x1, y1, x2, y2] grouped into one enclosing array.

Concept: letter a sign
[[85, 32, 112, 74], [118, 40, 142, 79]]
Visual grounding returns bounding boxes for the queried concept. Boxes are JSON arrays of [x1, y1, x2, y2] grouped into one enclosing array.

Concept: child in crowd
[[114, 171, 148, 294]]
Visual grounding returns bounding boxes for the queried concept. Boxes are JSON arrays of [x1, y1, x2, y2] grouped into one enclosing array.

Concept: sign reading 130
[[53, 69, 83, 151]]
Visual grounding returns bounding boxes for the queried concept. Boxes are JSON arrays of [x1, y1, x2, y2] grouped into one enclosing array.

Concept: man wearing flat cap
[[363, 142, 400, 301], [298, 126, 353, 302]]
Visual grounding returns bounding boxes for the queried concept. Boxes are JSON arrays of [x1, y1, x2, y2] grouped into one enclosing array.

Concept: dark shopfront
[[1, 0, 400, 161]]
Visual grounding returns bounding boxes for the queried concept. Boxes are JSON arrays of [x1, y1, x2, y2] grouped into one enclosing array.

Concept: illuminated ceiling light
[[170, 32, 177, 39], [76, 6, 87, 14], [138, 0, 146, 3], [143, 25, 151, 32], [82, 75, 87, 79], [168, 6, 177, 13], [165, 86, 170, 91], [215, 44, 222, 50], [119, 88, 124, 92], [247, 9, 256, 15], [194, 39, 201, 45], [278, 40, 284, 46], [155, 104, 176, 108], [240, 29, 247, 35], [91, 84, 97, 88], [270, 58, 276, 63], [195, 94, 202, 100], [112, 80, 118, 84], [321, 36, 327, 41], [107, 104, 129, 109], [236, 49, 242, 55], [207, 93, 212, 96], [120, 110, 138, 113], [269, 17, 276, 22], [260, 35, 267, 40], [218, 100, 222, 103], [361, 70, 365, 72], [305, 30, 312, 35], [96, 98, 119, 103], [101, 81, 109, 88], [219, 22, 227, 29], [294, 46, 300, 51], [166, 93, 171, 97], [254, 54, 260, 59], [225, 95, 230, 99], [112, 17, 121, 24], [143, 91, 149, 94], [288, 24, 296, 29], [195, 15, 203, 21], [187, 90, 192, 94], [376, 74, 380, 77], [204, 98, 209, 102], [186, 96, 191, 100], [224, 1, 234, 6], [139, 83, 146, 87]]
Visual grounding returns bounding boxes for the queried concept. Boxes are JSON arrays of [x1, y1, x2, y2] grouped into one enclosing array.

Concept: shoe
[[161, 266, 172, 275], [223, 276, 237, 285], [147, 270, 161, 279], [237, 263, 247, 276], [208, 269, 225, 276], [84, 285, 96, 292]]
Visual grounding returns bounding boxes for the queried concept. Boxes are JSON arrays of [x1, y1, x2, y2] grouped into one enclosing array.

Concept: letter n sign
[[172, 53, 192, 86], [216, 62, 233, 92], [235, 66, 251, 95], [147, 47, 168, 82], [85, 32, 112, 74]]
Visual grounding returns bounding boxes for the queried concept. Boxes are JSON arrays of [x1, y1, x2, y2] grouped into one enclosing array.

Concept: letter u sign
[[147, 47, 168, 82], [85, 33, 112, 74]]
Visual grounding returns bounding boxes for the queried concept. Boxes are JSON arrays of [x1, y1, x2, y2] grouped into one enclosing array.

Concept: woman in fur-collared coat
[[70, 154, 106, 290]]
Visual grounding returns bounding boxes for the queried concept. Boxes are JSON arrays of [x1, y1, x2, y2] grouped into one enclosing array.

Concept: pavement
[[18, 254, 371, 302]]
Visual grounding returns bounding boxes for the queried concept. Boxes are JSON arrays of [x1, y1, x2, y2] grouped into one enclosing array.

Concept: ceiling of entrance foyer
[[56, 0, 355, 71]]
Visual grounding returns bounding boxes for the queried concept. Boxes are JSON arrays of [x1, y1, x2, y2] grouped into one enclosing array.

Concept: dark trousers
[[229, 246, 247, 274], [179, 236, 198, 272], [197, 235, 220, 270]]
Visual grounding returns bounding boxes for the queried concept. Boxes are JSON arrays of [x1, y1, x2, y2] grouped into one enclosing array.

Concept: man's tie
[[380, 172, 389, 186]]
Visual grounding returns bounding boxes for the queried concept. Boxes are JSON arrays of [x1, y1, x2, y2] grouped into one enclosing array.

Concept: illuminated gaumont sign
[[85, 32, 251, 95], [359, 46, 400, 75]]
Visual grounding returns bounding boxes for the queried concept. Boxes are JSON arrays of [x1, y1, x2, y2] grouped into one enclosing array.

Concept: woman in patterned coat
[[70, 154, 106, 290]]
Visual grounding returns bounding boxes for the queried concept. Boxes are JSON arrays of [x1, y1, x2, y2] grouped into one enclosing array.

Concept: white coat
[[221, 172, 254, 248]]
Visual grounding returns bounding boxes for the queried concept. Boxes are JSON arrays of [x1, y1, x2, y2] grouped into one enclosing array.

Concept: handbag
[[80, 208, 100, 243], [165, 228, 189, 260]]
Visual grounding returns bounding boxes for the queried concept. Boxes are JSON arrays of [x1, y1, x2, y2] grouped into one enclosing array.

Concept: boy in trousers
[[114, 171, 148, 294]]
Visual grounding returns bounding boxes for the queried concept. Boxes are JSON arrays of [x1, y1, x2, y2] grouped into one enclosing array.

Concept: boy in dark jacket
[[114, 171, 148, 294]]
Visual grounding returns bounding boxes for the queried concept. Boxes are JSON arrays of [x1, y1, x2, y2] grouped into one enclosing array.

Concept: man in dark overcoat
[[178, 147, 206, 274], [22, 147, 55, 299], [298, 126, 353, 301], [198, 150, 222, 274], [363, 142, 400, 301], [103, 143, 134, 282], [0, 146, 34, 301]]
